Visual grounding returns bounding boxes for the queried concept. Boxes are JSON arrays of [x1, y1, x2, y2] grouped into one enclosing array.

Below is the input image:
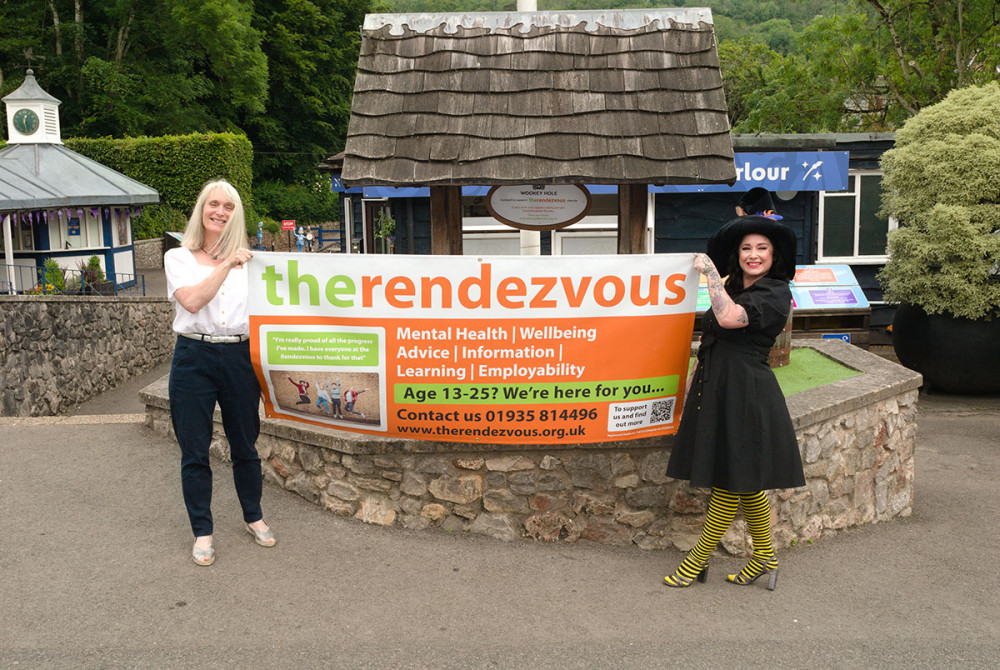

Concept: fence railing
[[2, 264, 146, 296], [315, 227, 341, 252]]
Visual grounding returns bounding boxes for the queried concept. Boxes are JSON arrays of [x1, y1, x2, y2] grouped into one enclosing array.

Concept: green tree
[[858, 0, 1000, 116], [168, 0, 270, 115], [755, 18, 797, 53], [795, 12, 901, 131], [717, 38, 780, 130], [0, 0, 269, 136], [719, 38, 845, 133], [247, 0, 369, 184]]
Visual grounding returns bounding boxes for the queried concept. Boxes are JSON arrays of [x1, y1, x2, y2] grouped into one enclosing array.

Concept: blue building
[[1, 70, 159, 293]]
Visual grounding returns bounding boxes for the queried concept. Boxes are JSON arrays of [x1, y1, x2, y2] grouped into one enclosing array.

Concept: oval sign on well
[[486, 184, 592, 231]]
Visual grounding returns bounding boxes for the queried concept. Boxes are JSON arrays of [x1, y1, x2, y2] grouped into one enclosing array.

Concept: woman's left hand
[[174, 248, 252, 314], [228, 249, 253, 269]]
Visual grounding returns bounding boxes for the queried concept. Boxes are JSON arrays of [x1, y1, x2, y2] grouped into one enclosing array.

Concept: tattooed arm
[[693, 253, 749, 329]]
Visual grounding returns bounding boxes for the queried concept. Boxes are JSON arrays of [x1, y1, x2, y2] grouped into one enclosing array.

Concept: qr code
[[649, 398, 675, 425]]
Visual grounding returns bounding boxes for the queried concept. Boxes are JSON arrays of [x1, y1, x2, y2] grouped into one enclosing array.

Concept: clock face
[[13, 108, 40, 135]]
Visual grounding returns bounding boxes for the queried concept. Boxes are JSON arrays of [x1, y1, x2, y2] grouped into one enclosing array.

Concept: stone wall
[[1, 296, 175, 416], [141, 340, 922, 552], [133, 238, 164, 269]]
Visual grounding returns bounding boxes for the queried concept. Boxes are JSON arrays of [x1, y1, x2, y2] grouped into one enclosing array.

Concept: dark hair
[[724, 248, 743, 295], [769, 248, 792, 281]]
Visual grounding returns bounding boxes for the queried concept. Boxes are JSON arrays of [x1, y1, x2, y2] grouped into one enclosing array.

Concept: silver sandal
[[245, 522, 276, 547], [192, 541, 216, 566]]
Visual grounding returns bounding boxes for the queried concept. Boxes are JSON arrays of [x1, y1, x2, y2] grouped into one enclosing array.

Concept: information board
[[695, 265, 869, 313]]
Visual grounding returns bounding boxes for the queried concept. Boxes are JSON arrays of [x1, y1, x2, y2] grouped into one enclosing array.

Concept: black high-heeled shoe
[[726, 555, 778, 590], [663, 560, 709, 588]]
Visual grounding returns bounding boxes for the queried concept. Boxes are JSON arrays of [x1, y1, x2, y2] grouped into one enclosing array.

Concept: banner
[[248, 253, 699, 445]]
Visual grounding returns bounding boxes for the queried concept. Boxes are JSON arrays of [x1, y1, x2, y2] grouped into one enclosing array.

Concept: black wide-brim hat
[[706, 216, 797, 281]]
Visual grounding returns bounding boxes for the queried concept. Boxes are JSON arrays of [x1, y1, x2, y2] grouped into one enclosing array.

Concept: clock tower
[[3, 69, 61, 144]]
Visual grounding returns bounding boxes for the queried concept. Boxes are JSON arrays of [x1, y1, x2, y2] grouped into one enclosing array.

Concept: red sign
[[794, 267, 838, 284], [281, 219, 296, 231]]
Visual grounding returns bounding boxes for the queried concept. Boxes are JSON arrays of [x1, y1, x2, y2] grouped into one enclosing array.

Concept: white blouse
[[164, 247, 249, 336]]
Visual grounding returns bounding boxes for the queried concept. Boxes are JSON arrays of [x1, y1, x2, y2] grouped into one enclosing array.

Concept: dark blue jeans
[[168, 336, 263, 537]]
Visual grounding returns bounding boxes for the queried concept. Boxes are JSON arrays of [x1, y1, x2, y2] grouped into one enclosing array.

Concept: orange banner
[[248, 253, 698, 444]]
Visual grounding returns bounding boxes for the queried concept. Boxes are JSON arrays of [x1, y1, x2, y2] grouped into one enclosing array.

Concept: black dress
[[666, 277, 805, 492]]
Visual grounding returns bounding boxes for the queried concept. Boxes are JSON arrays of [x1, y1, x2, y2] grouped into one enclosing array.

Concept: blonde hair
[[180, 180, 249, 259]]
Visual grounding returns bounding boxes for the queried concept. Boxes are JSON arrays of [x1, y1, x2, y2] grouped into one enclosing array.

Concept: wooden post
[[430, 185, 463, 255], [617, 183, 649, 254], [768, 303, 794, 369]]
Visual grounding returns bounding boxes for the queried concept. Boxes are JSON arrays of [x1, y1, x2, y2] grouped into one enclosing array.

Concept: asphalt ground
[[2, 346, 999, 667]]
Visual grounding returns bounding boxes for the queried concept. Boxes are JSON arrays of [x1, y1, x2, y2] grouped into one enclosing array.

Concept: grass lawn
[[689, 347, 862, 397]]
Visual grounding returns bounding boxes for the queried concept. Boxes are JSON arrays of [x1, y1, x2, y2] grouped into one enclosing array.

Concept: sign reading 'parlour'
[[487, 184, 592, 231]]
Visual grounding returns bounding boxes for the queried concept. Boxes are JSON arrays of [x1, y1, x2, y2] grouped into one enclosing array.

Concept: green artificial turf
[[689, 347, 862, 397], [772, 347, 862, 396]]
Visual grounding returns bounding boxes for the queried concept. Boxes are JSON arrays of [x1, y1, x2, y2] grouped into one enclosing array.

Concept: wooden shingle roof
[[342, 10, 736, 187]]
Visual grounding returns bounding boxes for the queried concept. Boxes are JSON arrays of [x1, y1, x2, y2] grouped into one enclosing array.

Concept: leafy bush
[[80, 255, 105, 283], [374, 208, 395, 240], [65, 133, 257, 239], [131, 205, 189, 239], [878, 83, 1000, 319], [40, 258, 65, 292]]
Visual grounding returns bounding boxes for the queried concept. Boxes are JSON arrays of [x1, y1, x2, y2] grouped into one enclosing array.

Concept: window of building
[[18, 217, 34, 250], [116, 210, 130, 246], [818, 171, 895, 263]]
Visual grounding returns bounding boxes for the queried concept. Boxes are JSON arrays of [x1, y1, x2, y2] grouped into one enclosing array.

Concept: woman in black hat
[[663, 216, 804, 590]]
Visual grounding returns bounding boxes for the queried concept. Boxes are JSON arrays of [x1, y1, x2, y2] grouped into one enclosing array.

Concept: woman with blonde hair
[[164, 179, 276, 566]]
